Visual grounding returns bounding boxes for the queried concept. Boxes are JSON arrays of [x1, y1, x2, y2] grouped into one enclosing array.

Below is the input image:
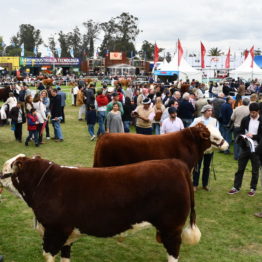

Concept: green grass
[[0, 91, 261, 262]]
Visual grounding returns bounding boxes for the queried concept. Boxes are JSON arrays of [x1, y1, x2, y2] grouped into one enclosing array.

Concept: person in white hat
[[190, 104, 219, 192], [132, 98, 155, 135]]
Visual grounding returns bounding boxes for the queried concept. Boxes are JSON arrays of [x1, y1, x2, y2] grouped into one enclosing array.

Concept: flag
[[154, 43, 159, 64], [200, 42, 206, 68], [250, 46, 254, 68], [178, 39, 183, 66], [225, 48, 231, 69], [1, 41, 5, 48], [20, 43, 24, 56], [105, 49, 109, 57], [70, 47, 74, 58], [33, 47, 38, 56], [96, 49, 99, 58], [46, 47, 52, 57], [244, 49, 249, 60], [56, 48, 61, 58]]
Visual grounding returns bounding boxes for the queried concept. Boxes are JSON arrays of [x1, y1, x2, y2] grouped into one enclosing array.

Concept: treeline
[[0, 12, 162, 60]]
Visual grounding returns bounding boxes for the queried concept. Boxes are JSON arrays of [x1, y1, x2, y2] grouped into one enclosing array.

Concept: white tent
[[230, 53, 262, 80], [154, 52, 202, 82]]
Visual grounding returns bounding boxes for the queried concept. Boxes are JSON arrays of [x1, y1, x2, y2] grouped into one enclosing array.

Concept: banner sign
[[110, 52, 122, 60], [20, 57, 80, 66], [154, 70, 179, 76]]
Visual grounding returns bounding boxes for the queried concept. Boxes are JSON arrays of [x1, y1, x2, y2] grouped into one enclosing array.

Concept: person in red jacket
[[95, 90, 109, 135], [25, 108, 39, 147]]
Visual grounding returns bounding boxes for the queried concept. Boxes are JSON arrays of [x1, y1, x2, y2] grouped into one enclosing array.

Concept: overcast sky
[[1, 0, 261, 55]]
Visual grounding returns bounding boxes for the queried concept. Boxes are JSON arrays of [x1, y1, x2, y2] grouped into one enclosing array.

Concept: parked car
[[101, 77, 112, 86], [133, 76, 149, 85]]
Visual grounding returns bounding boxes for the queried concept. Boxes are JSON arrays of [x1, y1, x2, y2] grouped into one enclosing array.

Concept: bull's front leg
[[60, 245, 72, 262], [43, 228, 69, 262]]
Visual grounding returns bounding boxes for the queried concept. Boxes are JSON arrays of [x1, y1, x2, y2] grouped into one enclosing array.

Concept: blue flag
[[70, 47, 74, 58], [21, 43, 24, 56], [33, 47, 38, 56]]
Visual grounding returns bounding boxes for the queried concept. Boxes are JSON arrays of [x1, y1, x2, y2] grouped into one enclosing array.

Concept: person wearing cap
[[190, 104, 219, 192], [160, 107, 184, 134], [132, 98, 155, 135], [106, 92, 124, 115], [228, 102, 262, 197]]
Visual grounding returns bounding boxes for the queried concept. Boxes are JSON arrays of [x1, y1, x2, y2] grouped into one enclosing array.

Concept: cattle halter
[[211, 139, 225, 148], [35, 163, 54, 189], [0, 173, 13, 179]]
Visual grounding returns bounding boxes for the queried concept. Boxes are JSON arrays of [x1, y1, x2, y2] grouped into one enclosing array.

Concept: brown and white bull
[[94, 123, 229, 169], [0, 155, 201, 262]]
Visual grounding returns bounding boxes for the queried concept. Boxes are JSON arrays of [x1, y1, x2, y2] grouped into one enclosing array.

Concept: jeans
[[136, 126, 153, 135], [97, 111, 106, 135], [26, 130, 39, 145], [52, 118, 63, 140], [193, 153, 213, 187], [233, 127, 241, 160], [123, 120, 131, 133], [220, 124, 232, 148], [233, 149, 260, 190], [153, 123, 160, 135], [181, 118, 193, 128], [88, 124, 95, 137]]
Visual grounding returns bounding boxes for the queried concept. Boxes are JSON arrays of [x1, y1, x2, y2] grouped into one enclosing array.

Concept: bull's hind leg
[[159, 229, 183, 262], [43, 228, 70, 262], [60, 245, 72, 262]]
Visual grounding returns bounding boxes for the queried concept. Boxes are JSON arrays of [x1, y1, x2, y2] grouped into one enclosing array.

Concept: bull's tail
[[181, 169, 201, 245]]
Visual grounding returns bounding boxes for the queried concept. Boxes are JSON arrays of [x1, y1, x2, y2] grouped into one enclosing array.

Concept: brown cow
[[94, 123, 229, 169], [0, 155, 201, 262], [0, 86, 11, 102]]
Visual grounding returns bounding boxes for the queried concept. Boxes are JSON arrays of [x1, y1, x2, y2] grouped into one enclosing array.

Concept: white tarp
[[155, 52, 202, 82], [230, 53, 262, 80]]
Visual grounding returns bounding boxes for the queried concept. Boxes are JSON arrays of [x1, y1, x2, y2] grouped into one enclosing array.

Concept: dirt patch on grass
[[232, 243, 262, 255]]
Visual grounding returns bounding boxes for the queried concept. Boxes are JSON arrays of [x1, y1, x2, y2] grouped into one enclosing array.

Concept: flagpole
[[177, 39, 179, 82]]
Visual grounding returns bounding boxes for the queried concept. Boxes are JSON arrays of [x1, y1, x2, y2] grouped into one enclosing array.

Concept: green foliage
[[0, 88, 261, 261], [208, 47, 222, 56], [58, 31, 70, 57]]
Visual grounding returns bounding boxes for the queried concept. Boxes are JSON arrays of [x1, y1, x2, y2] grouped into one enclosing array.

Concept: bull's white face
[[0, 154, 25, 199], [205, 125, 229, 153]]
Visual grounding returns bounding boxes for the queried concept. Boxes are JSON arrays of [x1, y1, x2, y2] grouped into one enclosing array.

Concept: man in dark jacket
[[177, 92, 195, 127], [57, 87, 67, 123], [228, 102, 262, 196], [50, 88, 63, 142], [84, 84, 95, 110], [219, 96, 233, 154], [254, 139, 262, 217]]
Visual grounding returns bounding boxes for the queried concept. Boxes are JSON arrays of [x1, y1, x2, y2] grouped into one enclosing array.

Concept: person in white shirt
[[190, 104, 219, 192], [160, 107, 184, 134]]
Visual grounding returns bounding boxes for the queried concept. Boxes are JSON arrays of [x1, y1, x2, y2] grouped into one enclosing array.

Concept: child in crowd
[[25, 108, 39, 147], [86, 104, 97, 141]]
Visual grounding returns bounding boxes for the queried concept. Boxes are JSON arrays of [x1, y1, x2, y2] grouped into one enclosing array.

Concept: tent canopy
[[154, 52, 202, 82], [230, 53, 262, 80]]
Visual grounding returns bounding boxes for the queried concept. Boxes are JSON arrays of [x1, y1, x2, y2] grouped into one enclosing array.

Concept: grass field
[[0, 88, 261, 262]]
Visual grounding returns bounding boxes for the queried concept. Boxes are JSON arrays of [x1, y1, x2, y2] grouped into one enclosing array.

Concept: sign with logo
[[20, 57, 80, 66], [110, 52, 122, 60]]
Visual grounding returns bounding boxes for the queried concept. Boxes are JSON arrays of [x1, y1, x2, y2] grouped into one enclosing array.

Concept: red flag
[[250, 46, 254, 68], [200, 42, 206, 68], [225, 48, 230, 69], [178, 39, 183, 66], [154, 43, 159, 64], [244, 49, 249, 60]]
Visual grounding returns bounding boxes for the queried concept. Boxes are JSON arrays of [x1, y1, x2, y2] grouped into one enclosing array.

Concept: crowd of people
[[0, 76, 262, 218]]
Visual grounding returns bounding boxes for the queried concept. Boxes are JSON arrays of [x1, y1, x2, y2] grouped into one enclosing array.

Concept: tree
[[0, 36, 4, 56], [255, 49, 261, 56], [83, 20, 100, 58], [99, 12, 140, 55], [140, 40, 154, 60], [208, 47, 222, 56], [12, 24, 43, 55], [58, 31, 70, 57], [99, 18, 117, 56], [68, 27, 82, 58], [47, 36, 58, 57]]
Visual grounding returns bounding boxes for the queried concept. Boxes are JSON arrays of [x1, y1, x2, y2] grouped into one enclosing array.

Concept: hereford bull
[[94, 123, 229, 169], [0, 155, 201, 262]]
